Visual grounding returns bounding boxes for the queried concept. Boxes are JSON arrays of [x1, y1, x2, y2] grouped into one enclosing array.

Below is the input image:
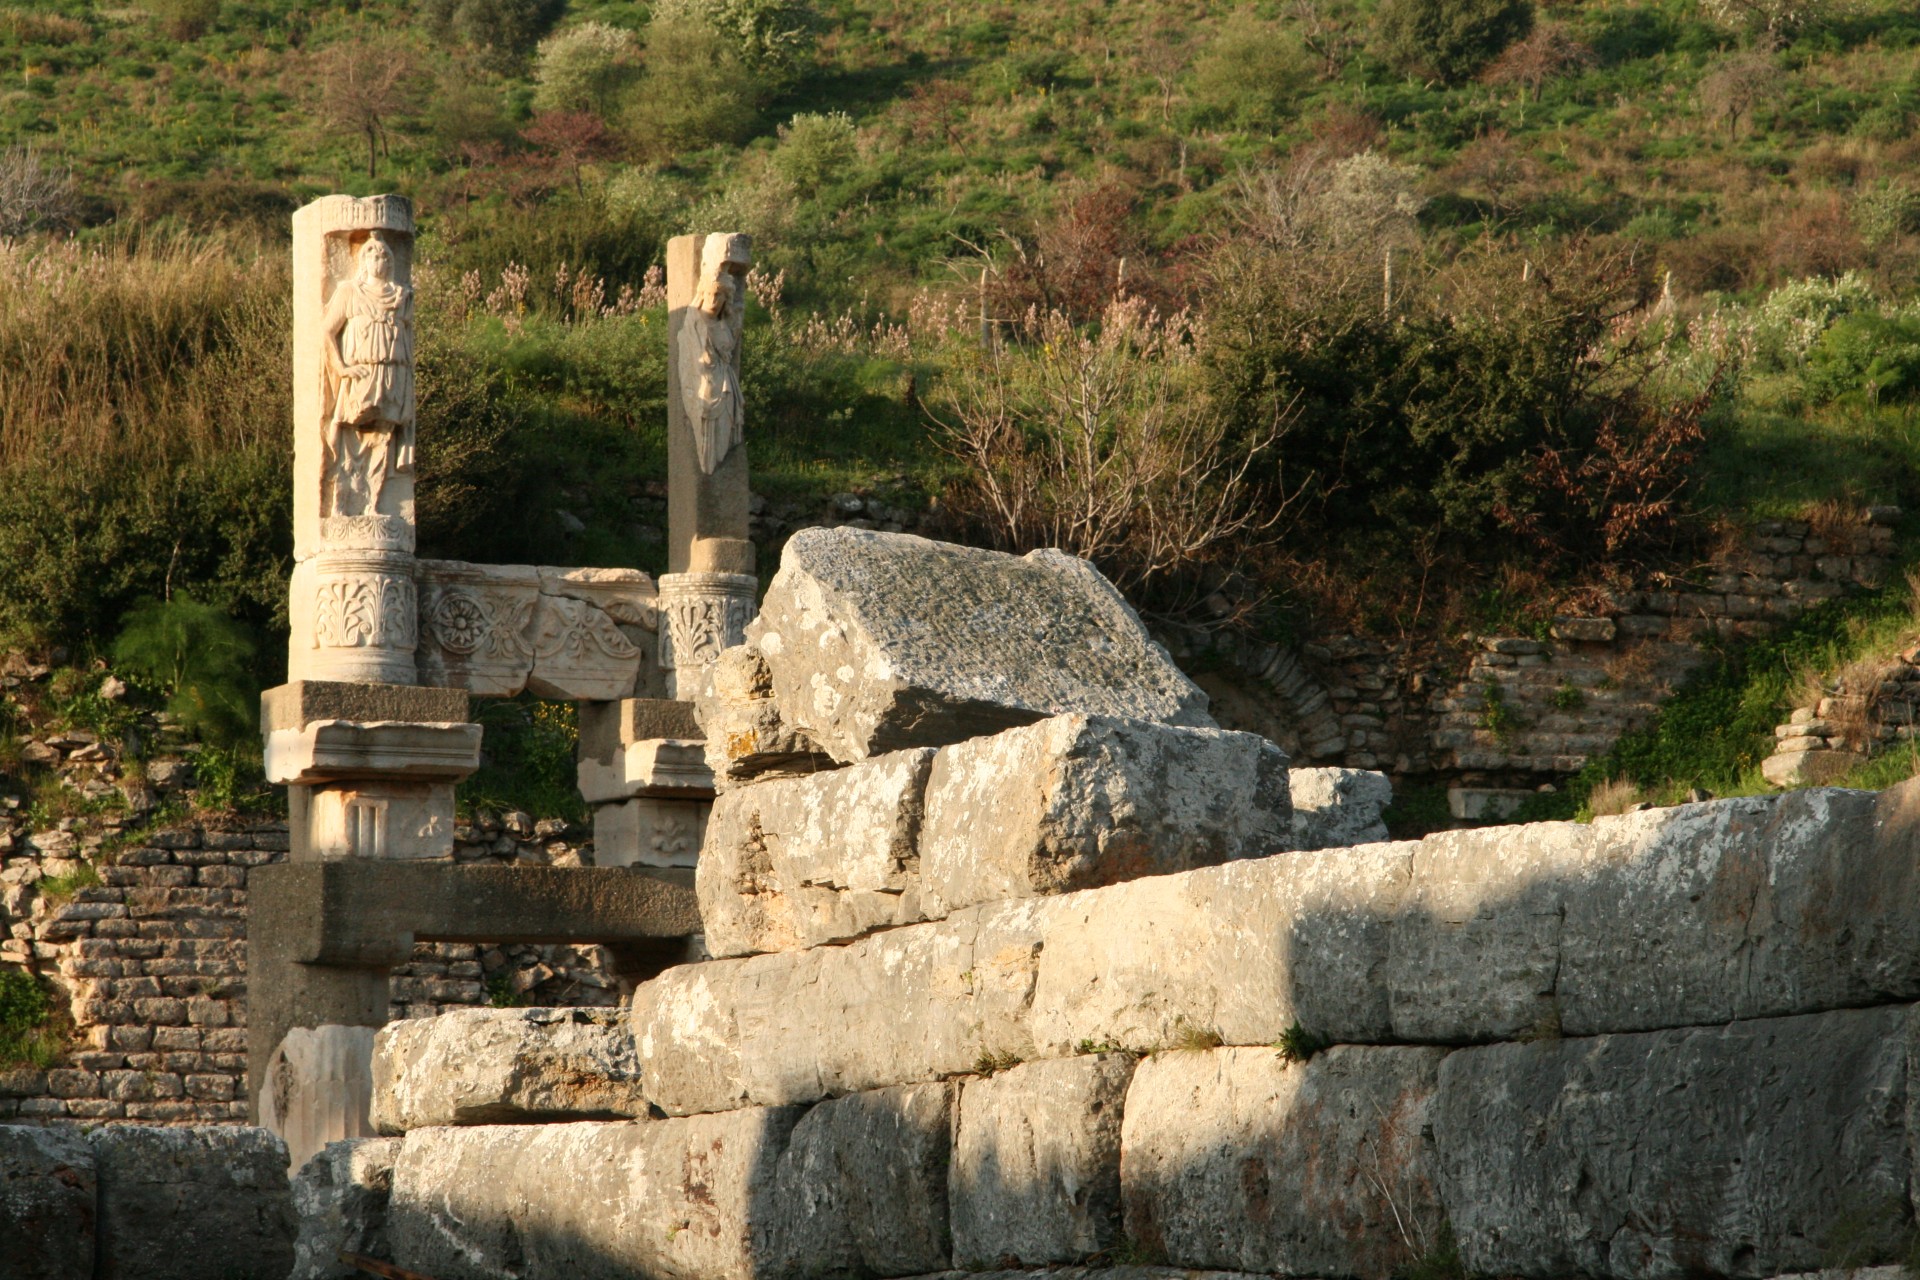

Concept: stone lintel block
[[261, 682, 469, 736], [747, 528, 1214, 764], [415, 560, 656, 701], [920, 714, 1290, 917], [0, 1124, 95, 1280], [952, 1054, 1136, 1267], [89, 1125, 297, 1280], [372, 1007, 648, 1132], [698, 748, 936, 957], [265, 719, 483, 785], [1121, 1045, 1447, 1278], [1433, 1005, 1916, 1279], [579, 698, 703, 759], [593, 796, 710, 868]]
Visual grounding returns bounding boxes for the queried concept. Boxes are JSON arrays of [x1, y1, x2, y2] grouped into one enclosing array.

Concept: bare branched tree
[[1700, 50, 1781, 138], [932, 297, 1295, 621], [0, 147, 77, 239], [315, 39, 423, 180]]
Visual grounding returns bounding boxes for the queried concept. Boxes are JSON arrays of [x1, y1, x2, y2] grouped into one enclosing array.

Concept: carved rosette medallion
[[659, 571, 757, 697]]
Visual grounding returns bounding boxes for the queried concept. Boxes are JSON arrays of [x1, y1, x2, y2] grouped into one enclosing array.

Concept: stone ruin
[[7, 193, 1920, 1280]]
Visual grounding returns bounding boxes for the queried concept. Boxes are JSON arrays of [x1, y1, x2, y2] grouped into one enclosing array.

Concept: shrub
[[1805, 313, 1920, 405], [531, 21, 642, 117], [1188, 13, 1311, 131], [771, 111, 858, 198], [0, 967, 57, 1069], [0, 147, 75, 238], [111, 595, 258, 748], [146, 0, 219, 41], [422, 0, 566, 71], [650, 0, 818, 80], [1854, 183, 1920, 248], [1750, 271, 1878, 368], [1372, 0, 1534, 85], [622, 14, 762, 161]]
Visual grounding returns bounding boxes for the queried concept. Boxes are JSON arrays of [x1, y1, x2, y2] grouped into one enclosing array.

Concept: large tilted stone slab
[[0, 1125, 95, 1280], [951, 1054, 1136, 1267], [1122, 1045, 1447, 1278], [389, 1086, 954, 1280], [1288, 767, 1392, 850], [695, 644, 837, 788], [699, 748, 936, 957], [1432, 1005, 1917, 1279], [921, 715, 1289, 917], [372, 1007, 649, 1132], [746, 528, 1214, 763], [89, 1126, 297, 1280], [289, 1137, 401, 1280]]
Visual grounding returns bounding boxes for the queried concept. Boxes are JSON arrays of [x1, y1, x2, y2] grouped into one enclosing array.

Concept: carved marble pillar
[[658, 571, 756, 699], [289, 195, 419, 685], [667, 232, 756, 582]]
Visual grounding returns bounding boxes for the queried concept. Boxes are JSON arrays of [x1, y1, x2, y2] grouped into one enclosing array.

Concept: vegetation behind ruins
[[5, 0, 1920, 806]]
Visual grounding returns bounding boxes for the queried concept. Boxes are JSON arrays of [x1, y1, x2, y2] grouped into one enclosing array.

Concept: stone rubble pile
[[277, 530, 1920, 1280], [1762, 639, 1920, 788]]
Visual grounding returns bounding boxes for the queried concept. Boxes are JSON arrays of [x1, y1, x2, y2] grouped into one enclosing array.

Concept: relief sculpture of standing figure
[[322, 233, 415, 516], [678, 232, 751, 476]]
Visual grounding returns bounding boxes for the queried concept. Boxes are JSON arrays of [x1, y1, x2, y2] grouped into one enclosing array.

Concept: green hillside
[[3, 0, 1920, 663]]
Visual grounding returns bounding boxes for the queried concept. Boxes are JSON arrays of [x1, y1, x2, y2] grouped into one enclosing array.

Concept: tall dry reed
[[0, 233, 290, 471]]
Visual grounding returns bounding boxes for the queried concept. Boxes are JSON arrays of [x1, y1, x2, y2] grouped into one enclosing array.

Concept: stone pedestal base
[[593, 797, 709, 869], [291, 781, 459, 861]]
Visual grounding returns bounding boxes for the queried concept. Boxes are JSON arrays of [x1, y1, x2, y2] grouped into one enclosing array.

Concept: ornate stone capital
[[658, 571, 757, 698]]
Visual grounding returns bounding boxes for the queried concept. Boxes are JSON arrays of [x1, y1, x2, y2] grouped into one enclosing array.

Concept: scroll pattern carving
[[534, 596, 643, 663], [425, 588, 536, 660], [320, 513, 414, 551]]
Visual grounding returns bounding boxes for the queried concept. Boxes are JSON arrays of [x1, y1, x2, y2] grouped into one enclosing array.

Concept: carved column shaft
[[290, 195, 418, 686]]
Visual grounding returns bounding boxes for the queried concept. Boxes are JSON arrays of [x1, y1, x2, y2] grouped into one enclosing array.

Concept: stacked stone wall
[[1, 813, 621, 1126]]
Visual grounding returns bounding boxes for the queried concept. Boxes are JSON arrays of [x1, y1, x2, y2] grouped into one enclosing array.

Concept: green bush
[[0, 967, 57, 1069], [1854, 183, 1920, 248], [423, 0, 567, 71], [622, 15, 763, 161], [650, 0, 819, 80], [1805, 313, 1920, 405], [1188, 13, 1312, 130], [111, 595, 258, 748], [147, 0, 220, 41], [772, 111, 858, 198], [531, 21, 642, 116], [1373, 0, 1534, 84]]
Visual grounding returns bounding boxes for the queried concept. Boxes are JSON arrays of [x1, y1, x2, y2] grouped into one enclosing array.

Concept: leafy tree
[[532, 21, 642, 117], [112, 595, 258, 748], [1372, 0, 1534, 85], [422, 0, 566, 71]]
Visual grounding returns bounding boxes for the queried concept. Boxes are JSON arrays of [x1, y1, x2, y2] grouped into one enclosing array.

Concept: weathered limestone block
[[90, 1125, 296, 1280], [699, 748, 936, 956], [950, 1055, 1136, 1267], [747, 528, 1213, 764], [921, 715, 1289, 917], [1024, 843, 1413, 1057], [0, 1125, 94, 1280], [264, 719, 483, 785], [1432, 1005, 1916, 1279], [1762, 747, 1866, 787], [261, 1024, 378, 1174], [694, 644, 836, 787], [289, 1137, 401, 1280], [1121, 1045, 1447, 1278], [295, 778, 458, 861], [636, 844, 1411, 1116], [635, 902, 1047, 1116], [762, 1083, 956, 1278], [1288, 767, 1392, 850], [1390, 786, 1920, 1041], [262, 680, 469, 734], [372, 1007, 648, 1132]]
